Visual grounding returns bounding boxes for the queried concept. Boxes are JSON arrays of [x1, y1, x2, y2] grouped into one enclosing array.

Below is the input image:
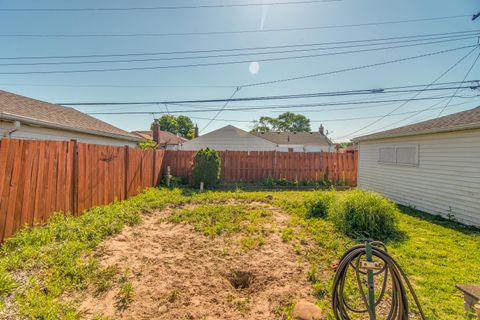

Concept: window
[[378, 145, 418, 166], [379, 147, 396, 164]]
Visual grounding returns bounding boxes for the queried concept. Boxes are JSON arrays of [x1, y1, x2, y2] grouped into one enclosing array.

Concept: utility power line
[[89, 99, 479, 124], [84, 95, 480, 115], [2, 30, 477, 61], [1, 35, 476, 67], [242, 44, 477, 87], [0, 0, 341, 12], [59, 81, 480, 106], [437, 51, 480, 116], [4, 44, 475, 76], [0, 15, 471, 38], [201, 87, 241, 132], [336, 46, 479, 139]]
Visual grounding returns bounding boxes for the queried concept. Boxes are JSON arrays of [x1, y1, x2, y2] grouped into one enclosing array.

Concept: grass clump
[[304, 191, 336, 218], [116, 282, 134, 310], [169, 204, 271, 237], [328, 189, 399, 241]]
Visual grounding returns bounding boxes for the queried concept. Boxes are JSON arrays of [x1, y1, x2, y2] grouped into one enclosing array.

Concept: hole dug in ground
[[227, 270, 255, 289]]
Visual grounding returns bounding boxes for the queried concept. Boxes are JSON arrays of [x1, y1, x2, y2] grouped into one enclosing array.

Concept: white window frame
[[378, 145, 419, 167]]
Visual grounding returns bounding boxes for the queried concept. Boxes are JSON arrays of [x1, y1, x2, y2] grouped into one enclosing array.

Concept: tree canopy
[[153, 115, 195, 140], [250, 112, 311, 132]]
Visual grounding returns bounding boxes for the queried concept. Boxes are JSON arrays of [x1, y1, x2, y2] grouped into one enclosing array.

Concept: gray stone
[[292, 301, 323, 320]]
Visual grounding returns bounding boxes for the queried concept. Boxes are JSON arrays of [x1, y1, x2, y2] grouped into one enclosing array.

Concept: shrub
[[328, 190, 399, 241], [192, 148, 221, 188], [305, 191, 336, 218]]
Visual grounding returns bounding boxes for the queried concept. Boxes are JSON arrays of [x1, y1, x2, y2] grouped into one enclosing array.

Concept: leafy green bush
[[192, 148, 221, 188], [305, 191, 336, 218], [328, 190, 399, 241]]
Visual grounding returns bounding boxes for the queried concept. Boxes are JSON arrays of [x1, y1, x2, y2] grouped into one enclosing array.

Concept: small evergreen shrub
[[192, 148, 221, 188], [328, 190, 399, 241], [305, 191, 336, 218]]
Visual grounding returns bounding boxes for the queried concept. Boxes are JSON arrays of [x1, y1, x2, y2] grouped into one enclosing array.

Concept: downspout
[[3, 120, 21, 137]]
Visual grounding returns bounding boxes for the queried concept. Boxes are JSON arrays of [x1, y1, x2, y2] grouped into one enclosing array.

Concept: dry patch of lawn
[[73, 203, 314, 319]]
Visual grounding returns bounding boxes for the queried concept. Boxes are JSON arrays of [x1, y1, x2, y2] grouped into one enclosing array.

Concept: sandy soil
[[74, 204, 316, 320]]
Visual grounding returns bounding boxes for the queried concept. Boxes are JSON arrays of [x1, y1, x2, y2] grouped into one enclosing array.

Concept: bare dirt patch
[[73, 204, 315, 319]]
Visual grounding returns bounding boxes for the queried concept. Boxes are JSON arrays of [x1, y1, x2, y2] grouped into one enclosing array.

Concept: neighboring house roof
[[131, 130, 186, 145], [354, 106, 480, 142], [0, 90, 141, 141], [181, 125, 277, 151], [131, 130, 153, 140], [251, 131, 332, 146]]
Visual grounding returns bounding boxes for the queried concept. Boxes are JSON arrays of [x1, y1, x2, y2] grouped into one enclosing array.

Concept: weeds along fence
[[163, 150, 358, 186], [0, 139, 165, 242]]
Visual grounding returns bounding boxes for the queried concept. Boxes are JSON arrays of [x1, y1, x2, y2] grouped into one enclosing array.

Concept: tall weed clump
[[304, 191, 336, 218], [328, 190, 399, 241], [192, 148, 221, 188]]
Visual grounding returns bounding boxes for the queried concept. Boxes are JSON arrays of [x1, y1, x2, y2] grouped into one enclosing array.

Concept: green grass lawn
[[0, 187, 478, 319]]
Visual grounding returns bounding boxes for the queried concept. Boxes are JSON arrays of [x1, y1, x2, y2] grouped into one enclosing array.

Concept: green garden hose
[[332, 242, 427, 320]]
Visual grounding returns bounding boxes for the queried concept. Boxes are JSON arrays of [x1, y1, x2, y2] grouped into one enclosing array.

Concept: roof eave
[[0, 112, 142, 142], [353, 122, 480, 142]]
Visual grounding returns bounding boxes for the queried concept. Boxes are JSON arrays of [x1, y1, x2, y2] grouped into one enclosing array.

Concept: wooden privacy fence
[[0, 139, 357, 242], [0, 139, 165, 242], [164, 150, 358, 185]]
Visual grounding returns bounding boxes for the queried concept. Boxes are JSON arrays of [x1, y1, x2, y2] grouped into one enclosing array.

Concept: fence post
[[152, 150, 156, 187], [124, 145, 129, 199], [71, 140, 78, 216]]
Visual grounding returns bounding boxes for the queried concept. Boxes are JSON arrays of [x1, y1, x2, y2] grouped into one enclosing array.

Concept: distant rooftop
[[131, 130, 186, 145], [251, 131, 332, 146]]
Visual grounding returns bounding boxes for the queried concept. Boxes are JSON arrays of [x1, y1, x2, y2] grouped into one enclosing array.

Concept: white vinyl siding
[[358, 129, 480, 226]]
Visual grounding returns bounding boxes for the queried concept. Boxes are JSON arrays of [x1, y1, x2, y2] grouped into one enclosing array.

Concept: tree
[[157, 115, 178, 134], [137, 139, 157, 150], [153, 115, 195, 139], [251, 112, 311, 132], [177, 115, 194, 140]]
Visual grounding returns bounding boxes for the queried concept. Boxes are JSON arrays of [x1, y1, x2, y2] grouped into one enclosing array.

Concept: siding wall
[[357, 128, 480, 226], [0, 121, 138, 147]]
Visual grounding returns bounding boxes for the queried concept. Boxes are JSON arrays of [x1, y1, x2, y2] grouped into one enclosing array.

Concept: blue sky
[[0, 0, 479, 141]]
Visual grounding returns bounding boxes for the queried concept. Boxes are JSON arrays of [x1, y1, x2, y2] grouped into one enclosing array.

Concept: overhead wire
[[84, 94, 480, 115], [1, 29, 477, 61], [0, 0, 342, 12], [60, 81, 480, 106], [437, 50, 480, 116], [201, 87, 241, 132], [336, 45, 479, 139], [2, 43, 476, 75], [0, 16, 472, 38]]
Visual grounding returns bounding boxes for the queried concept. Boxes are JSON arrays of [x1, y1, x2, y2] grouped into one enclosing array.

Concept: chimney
[[152, 122, 161, 147], [194, 124, 199, 138], [319, 124, 325, 135]]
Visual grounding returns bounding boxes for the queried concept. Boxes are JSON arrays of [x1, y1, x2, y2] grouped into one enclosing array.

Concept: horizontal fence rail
[[0, 139, 165, 242], [164, 150, 358, 186]]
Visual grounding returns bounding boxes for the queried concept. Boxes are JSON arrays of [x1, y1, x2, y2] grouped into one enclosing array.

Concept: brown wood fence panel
[[0, 138, 166, 242], [163, 150, 357, 185]]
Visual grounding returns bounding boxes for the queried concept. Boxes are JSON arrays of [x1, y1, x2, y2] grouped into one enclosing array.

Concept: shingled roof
[[354, 106, 480, 142], [251, 131, 332, 146], [131, 130, 186, 145], [0, 90, 140, 141]]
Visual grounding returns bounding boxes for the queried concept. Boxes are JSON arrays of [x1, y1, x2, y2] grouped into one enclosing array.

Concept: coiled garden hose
[[332, 242, 427, 320]]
